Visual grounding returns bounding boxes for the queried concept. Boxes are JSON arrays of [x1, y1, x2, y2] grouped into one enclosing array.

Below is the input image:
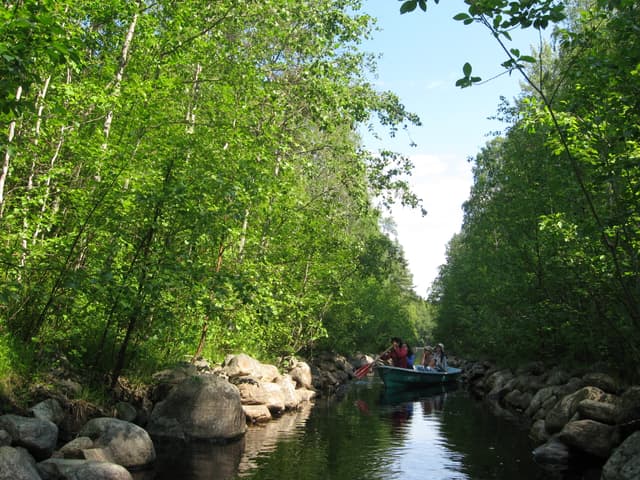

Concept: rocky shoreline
[[5, 351, 637, 480], [0, 351, 356, 480], [455, 358, 640, 480]]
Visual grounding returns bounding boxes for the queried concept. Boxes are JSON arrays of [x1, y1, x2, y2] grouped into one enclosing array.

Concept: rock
[[147, 374, 246, 442], [223, 354, 280, 382], [236, 381, 285, 414], [0, 429, 11, 447], [578, 399, 621, 425], [485, 370, 514, 401], [151, 362, 198, 384], [78, 417, 155, 469], [529, 419, 550, 445], [583, 372, 623, 394], [29, 399, 65, 426], [0, 446, 40, 480], [114, 402, 137, 423], [294, 388, 316, 404], [545, 370, 571, 386], [37, 458, 133, 480], [532, 437, 571, 470], [0, 414, 58, 460], [558, 419, 619, 458], [288, 361, 313, 390], [242, 405, 272, 424], [525, 385, 562, 419], [545, 386, 607, 433], [57, 436, 94, 459], [617, 386, 640, 425], [504, 389, 533, 412], [276, 375, 300, 410], [602, 431, 640, 480]]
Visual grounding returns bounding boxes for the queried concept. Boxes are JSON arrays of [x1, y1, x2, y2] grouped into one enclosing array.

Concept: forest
[[0, 0, 431, 393], [1, 0, 639, 397]]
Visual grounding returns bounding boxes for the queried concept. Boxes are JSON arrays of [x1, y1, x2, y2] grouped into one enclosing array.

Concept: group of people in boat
[[380, 337, 447, 372]]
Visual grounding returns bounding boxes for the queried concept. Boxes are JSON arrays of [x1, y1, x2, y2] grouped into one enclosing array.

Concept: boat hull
[[376, 365, 461, 389]]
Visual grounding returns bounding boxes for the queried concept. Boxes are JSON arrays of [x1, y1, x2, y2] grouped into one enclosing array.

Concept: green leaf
[[463, 62, 472, 76], [400, 1, 418, 14], [453, 13, 471, 21]]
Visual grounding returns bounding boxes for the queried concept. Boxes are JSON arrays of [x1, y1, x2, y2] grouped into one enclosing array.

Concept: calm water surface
[[141, 379, 591, 480]]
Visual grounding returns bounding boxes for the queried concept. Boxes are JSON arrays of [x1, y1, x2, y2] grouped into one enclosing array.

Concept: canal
[[142, 378, 571, 480]]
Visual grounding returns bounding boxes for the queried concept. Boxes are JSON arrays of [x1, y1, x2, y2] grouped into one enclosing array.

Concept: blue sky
[[359, 0, 544, 296]]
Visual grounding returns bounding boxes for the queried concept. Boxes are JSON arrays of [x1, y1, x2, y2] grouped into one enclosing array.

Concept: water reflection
[[145, 380, 559, 480]]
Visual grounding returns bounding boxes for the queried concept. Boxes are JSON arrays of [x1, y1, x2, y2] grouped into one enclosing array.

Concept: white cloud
[[391, 153, 473, 297]]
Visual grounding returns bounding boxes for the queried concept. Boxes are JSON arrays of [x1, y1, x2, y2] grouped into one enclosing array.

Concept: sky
[[359, 0, 544, 297]]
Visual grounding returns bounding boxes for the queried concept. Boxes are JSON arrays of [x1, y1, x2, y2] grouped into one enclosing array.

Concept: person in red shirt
[[381, 337, 410, 368]]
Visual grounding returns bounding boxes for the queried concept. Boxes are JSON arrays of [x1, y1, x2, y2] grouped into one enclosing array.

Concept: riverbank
[[0, 351, 354, 479], [453, 357, 640, 480]]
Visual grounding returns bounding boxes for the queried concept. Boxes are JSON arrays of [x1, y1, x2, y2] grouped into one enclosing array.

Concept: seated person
[[414, 346, 435, 371], [380, 337, 410, 369], [434, 343, 448, 371]]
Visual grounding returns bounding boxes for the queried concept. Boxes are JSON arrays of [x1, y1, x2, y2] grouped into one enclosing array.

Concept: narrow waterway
[[141, 379, 572, 480]]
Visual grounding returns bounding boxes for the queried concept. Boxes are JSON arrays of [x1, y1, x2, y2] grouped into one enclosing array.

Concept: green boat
[[375, 365, 462, 389]]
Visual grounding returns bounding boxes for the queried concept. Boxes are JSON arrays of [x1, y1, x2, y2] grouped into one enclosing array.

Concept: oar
[[354, 346, 392, 379]]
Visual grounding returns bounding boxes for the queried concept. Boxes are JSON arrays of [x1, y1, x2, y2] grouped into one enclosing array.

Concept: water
[[140, 379, 568, 480]]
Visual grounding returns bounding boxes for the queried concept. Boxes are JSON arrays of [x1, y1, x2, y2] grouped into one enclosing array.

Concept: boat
[[375, 364, 462, 389]]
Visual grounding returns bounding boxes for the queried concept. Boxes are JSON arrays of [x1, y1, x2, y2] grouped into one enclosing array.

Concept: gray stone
[[29, 398, 65, 426], [0, 446, 40, 480], [504, 389, 532, 411], [532, 437, 570, 469], [578, 398, 621, 425], [545, 386, 606, 433], [0, 429, 11, 447], [0, 414, 58, 460], [223, 354, 280, 382], [114, 402, 137, 423], [529, 419, 550, 445], [147, 374, 246, 442], [37, 458, 133, 480], [602, 431, 640, 480], [558, 419, 619, 458], [289, 360, 313, 389], [583, 372, 623, 394], [79, 417, 155, 469], [58, 436, 94, 459], [242, 405, 272, 423]]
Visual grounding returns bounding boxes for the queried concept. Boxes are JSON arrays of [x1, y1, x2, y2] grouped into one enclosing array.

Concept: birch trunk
[[102, 10, 139, 150], [0, 86, 23, 218]]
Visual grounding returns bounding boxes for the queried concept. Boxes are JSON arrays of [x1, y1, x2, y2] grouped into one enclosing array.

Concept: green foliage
[[0, 0, 425, 385], [429, 0, 640, 376]]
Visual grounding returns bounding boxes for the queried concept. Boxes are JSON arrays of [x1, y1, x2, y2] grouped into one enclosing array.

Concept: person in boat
[[380, 337, 411, 369], [413, 345, 435, 371], [434, 343, 448, 371]]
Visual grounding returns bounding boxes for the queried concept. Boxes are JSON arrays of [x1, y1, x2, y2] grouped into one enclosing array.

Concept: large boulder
[[0, 446, 40, 480], [558, 419, 619, 458], [529, 419, 550, 445], [532, 437, 571, 470], [37, 458, 133, 480], [602, 431, 640, 480], [78, 417, 155, 469], [235, 380, 285, 414], [582, 372, 624, 395], [29, 398, 65, 426], [578, 398, 621, 425], [545, 386, 606, 433], [617, 386, 640, 425], [288, 360, 313, 390], [0, 414, 58, 460], [223, 354, 280, 382], [147, 374, 246, 442]]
